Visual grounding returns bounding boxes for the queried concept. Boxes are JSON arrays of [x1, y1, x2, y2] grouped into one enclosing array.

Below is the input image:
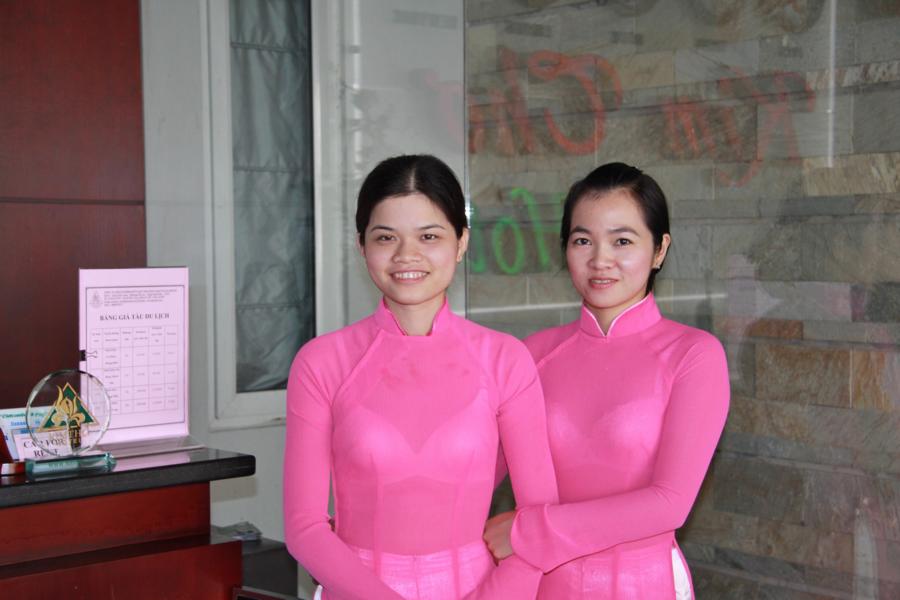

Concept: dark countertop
[[0, 446, 255, 508]]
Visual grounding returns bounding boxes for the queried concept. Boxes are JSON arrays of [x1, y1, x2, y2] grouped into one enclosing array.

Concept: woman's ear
[[357, 235, 366, 259], [456, 228, 470, 263], [653, 233, 672, 269]]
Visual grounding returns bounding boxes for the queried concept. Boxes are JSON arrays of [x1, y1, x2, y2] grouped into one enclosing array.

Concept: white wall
[[142, 0, 287, 539]]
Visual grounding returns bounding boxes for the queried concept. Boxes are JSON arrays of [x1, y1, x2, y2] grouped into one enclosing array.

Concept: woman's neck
[[588, 293, 650, 335], [384, 293, 446, 336]]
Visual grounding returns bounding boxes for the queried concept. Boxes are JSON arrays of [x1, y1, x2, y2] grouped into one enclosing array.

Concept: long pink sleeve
[[512, 295, 730, 578], [462, 352, 558, 600], [284, 300, 557, 600], [284, 351, 405, 600]]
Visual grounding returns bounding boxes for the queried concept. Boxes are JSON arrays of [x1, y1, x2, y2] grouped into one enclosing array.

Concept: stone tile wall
[[466, 0, 899, 597]]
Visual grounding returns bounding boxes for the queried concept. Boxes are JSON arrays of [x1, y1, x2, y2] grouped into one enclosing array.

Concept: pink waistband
[[347, 540, 494, 600]]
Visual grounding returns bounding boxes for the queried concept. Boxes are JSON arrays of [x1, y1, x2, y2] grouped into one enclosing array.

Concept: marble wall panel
[[591, 108, 671, 166], [762, 91, 853, 160], [466, 0, 585, 24], [802, 469, 900, 542], [662, 223, 712, 279], [856, 16, 900, 64], [758, 5, 857, 73], [853, 86, 900, 155], [802, 219, 900, 284], [711, 455, 804, 523], [659, 100, 759, 163], [852, 282, 900, 323], [851, 349, 900, 412], [755, 342, 851, 407], [645, 162, 717, 204], [608, 51, 674, 91], [714, 316, 804, 341], [758, 194, 861, 219], [678, 507, 761, 556], [853, 193, 900, 215], [803, 320, 900, 345], [725, 396, 900, 461], [807, 58, 900, 92], [724, 280, 853, 322], [712, 222, 804, 281], [683, 544, 858, 598], [720, 430, 859, 474], [803, 152, 900, 196], [466, 22, 499, 75], [635, 0, 770, 54], [691, 567, 760, 599], [715, 158, 805, 202], [754, 519, 853, 571], [674, 40, 760, 86], [554, 4, 638, 57]]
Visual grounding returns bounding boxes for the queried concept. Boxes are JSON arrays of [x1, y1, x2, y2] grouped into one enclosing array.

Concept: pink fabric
[[284, 300, 558, 600], [513, 294, 729, 599]]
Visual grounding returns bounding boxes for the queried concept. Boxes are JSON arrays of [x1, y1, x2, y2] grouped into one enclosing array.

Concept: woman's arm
[[284, 354, 404, 600], [464, 347, 559, 599], [510, 336, 730, 573]]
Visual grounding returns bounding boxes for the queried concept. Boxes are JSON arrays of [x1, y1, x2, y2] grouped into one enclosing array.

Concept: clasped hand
[[482, 510, 515, 562]]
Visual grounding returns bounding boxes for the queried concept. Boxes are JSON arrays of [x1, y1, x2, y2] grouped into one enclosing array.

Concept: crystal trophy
[[24, 369, 115, 476]]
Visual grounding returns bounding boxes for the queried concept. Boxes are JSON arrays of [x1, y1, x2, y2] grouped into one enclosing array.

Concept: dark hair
[[560, 162, 670, 294], [356, 155, 467, 243]]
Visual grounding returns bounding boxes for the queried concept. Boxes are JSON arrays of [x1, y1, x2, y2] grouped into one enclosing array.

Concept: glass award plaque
[[24, 370, 115, 477]]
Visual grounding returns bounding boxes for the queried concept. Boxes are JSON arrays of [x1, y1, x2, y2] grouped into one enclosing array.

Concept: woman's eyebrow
[[608, 226, 640, 235], [570, 225, 591, 235], [419, 224, 447, 230]]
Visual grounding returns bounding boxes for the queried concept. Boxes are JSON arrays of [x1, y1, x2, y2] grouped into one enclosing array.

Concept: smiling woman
[[483, 163, 729, 600], [360, 192, 469, 335], [283, 155, 558, 600]]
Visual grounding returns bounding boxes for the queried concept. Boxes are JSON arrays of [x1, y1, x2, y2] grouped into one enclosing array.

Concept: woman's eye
[[422, 233, 439, 241], [614, 238, 633, 246], [571, 237, 591, 246], [375, 234, 394, 242]]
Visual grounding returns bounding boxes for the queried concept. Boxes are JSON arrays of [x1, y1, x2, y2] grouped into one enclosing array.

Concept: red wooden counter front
[[0, 447, 254, 599]]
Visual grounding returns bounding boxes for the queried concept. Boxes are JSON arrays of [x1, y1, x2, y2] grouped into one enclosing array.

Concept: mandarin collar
[[579, 294, 661, 339], [373, 297, 454, 337]]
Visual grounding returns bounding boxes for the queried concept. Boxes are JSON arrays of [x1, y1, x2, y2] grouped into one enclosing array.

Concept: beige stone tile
[[756, 343, 851, 407], [806, 59, 900, 91], [679, 508, 761, 556], [852, 350, 900, 412], [754, 520, 853, 571], [714, 315, 804, 340], [609, 51, 675, 90], [803, 153, 900, 196]]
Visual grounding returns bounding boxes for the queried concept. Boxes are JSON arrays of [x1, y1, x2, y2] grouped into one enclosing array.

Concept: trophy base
[[25, 452, 116, 478], [1, 461, 26, 476]]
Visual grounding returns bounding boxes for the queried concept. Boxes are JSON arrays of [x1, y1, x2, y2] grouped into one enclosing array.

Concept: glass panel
[[230, 0, 314, 393], [314, 0, 466, 333], [466, 0, 900, 596]]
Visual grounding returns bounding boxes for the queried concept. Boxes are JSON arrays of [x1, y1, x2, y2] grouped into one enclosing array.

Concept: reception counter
[[0, 447, 256, 598]]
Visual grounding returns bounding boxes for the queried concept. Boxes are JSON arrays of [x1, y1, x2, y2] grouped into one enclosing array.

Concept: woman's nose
[[588, 244, 613, 269], [392, 239, 422, 262]]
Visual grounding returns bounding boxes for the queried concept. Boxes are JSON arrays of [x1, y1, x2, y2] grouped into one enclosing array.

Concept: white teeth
[[590, 279, 614, 284], [393, 271, 426, 280]]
